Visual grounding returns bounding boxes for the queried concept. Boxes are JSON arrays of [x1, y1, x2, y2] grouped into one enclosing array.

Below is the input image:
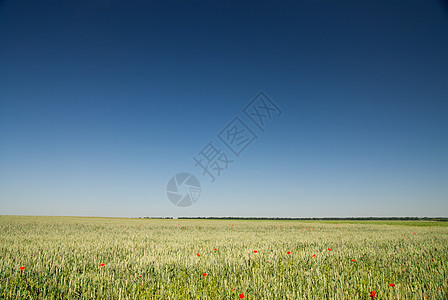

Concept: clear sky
[[1, 0, 447, 218]]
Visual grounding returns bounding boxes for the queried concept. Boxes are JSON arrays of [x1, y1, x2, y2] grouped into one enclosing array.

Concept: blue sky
[[1, 0, 447, 217]]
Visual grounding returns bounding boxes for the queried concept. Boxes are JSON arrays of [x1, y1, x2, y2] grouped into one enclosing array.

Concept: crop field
[[1, 216, 447, 299]]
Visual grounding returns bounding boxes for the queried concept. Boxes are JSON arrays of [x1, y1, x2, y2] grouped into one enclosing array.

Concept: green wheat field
[[1, 216, 447, 299]]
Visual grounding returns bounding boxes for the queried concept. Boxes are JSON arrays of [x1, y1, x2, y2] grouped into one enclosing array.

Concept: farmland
[[1, 216, 447, 299]]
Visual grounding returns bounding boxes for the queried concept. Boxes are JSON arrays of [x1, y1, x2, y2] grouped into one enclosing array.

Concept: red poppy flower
[[239, 293, 245, 299], [370, 291, 375, 299], [351, 259, 355, 262], [214, 248, 217, 251], [287, 251, 291, 254], [390, 283, 395, 287], [202, 273, 207, 277], [312, 254, 316, 258], [328, 248, 332, 251], [100, 263, 105, 267], [253, 250, 258, 253], [196, 253, 200, 257], [19, 266, 25, 270], [267, 261, 269, 263], [138, 275, 142, 277]]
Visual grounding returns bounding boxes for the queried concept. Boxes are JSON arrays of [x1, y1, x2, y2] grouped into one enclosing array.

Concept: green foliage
[[1, 216, 447, 299]]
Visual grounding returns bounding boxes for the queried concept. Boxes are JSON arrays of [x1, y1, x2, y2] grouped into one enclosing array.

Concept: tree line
[[139, 216, 448, 221]]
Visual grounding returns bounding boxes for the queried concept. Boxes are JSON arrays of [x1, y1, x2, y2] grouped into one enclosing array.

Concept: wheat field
[[1, 216, 447, 299]]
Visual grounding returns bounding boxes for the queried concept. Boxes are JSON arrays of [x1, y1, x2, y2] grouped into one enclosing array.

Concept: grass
[[1, 216, 447, 299]]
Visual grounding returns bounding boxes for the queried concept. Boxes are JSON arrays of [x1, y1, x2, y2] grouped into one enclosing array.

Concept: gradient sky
[[1, 0, 447, 217]]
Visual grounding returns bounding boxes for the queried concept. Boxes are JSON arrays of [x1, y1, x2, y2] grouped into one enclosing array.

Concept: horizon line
[[1, 214, 447, 220]]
